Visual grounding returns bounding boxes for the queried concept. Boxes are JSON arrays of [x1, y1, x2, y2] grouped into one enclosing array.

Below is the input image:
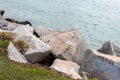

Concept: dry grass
[[13, 39, 29, 54], [0, 32, 15, 41]]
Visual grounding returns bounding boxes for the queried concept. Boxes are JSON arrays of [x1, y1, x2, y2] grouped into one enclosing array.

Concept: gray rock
[[81, 49, 120, 80], [34, 25, 58, 37], [0, 9, 8, 30], [98, 41, 120, 56], [13, 27, 52, 63], [40, 28, 87, 65], [82, 71, 89, 80], [0, 15, 7, 30], [7, 42, 28, 63], [50, 59, 83, 80]]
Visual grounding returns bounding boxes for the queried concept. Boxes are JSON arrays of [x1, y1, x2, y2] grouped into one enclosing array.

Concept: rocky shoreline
[[1, 9, 120, 80]]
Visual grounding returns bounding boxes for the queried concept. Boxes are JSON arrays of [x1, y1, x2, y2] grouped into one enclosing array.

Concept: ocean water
[[0, 0, 120, 49]]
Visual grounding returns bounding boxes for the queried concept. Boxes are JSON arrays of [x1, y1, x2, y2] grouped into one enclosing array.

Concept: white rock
[[13, 26, 32, 39], [50, 59, 83, 80], [7, 42, 28, 63], [7, 22, 33, 33], [13, 27, 52, 63]]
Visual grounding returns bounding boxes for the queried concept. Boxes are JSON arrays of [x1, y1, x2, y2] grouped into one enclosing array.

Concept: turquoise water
[[0, 0, 120, 49]]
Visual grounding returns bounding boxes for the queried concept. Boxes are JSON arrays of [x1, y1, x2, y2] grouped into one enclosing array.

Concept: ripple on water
[[0, 0, 120, 49]]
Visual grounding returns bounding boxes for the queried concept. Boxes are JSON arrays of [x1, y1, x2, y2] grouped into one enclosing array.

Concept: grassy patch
[[0, 38, 99, 80], [0, 53, 71, 80], [0, 40, 9, 53], [0, 40, 9, 48], [0, 39, 71, 80]]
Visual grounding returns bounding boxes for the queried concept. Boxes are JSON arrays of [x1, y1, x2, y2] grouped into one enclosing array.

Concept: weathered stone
[[18, 24, 33, 34], [34, 25, 58, 37], [13, 27, 52, 63], [7, 42, 28, 63], [81, 49, 120, 80], [13, 26, 31, 38], [40, 28, 87, 65], [98, 41, 120, 56], [81, 71, 89, 80], [50, 59, 83, 80]]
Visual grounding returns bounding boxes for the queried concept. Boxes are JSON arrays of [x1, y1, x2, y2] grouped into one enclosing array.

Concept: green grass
[[0, 40, 9, 48], [0, 40, 71, 80], [89, 78, 99, 80]]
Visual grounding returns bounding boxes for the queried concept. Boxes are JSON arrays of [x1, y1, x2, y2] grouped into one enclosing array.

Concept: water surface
[[0, 0, 120, 49]]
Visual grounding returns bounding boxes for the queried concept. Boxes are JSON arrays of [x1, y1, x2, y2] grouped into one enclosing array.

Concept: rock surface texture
[[40, 28, 87, 65], [34, 25, 58, 37], [81, 49, 120, 80], [98, 41, 120, 56], [7, 22, 33, 33], [7, 42, 28, 63], [50, 59, 83, 80], [13, 27, 51, 63]]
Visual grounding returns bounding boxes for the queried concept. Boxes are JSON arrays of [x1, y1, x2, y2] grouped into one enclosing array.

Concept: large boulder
[[7, 42, 28, 63], [40, 28, 87, 65], [34, 25, 58, 37], [50, 59, 83, 80], [81, 49, 120, 80], [13, 27, 52, 63], [98, 41, 120, 56]]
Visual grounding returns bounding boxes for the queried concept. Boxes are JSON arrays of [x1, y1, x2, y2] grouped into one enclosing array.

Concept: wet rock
[[50, 59, 83, 80], [81, 49, 120, 80], [40, 28, 87, 65], [5, 18, 32, 26], [98, 41, 120, 56]]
